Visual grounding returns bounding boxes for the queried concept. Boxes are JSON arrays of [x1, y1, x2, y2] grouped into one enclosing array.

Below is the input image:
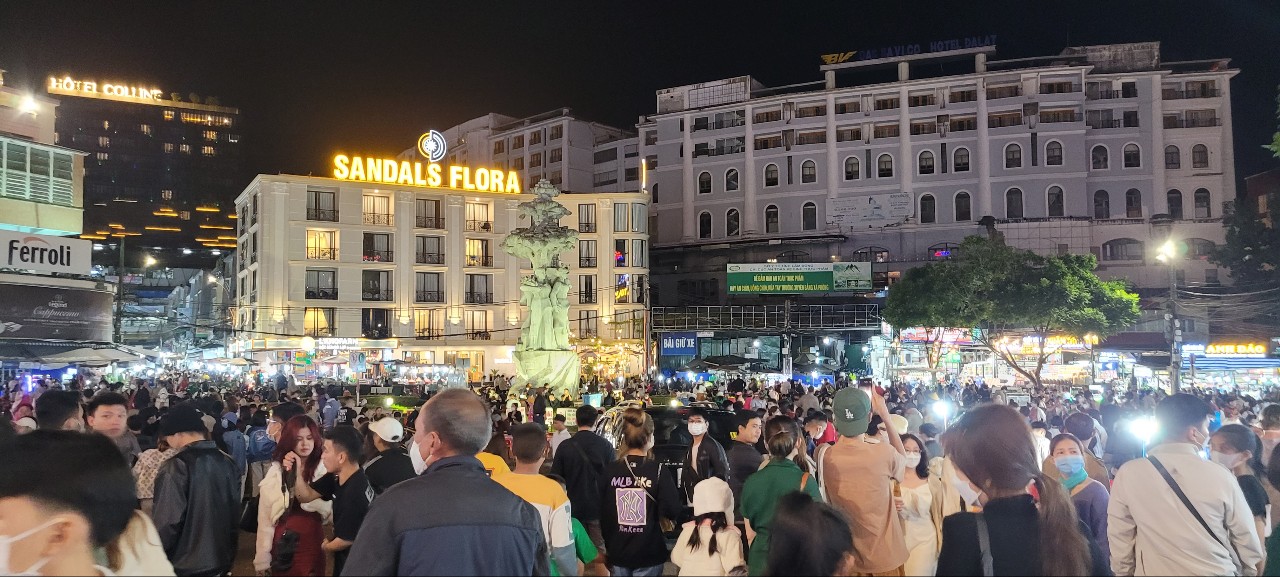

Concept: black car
[[595, 401, 738, 487]]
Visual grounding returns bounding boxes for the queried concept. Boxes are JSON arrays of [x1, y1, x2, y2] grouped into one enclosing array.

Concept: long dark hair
[[272, 414, 322, 481], [948, 404, 1090, 577], [900, 433, 929, 479], [684, 512, 729, 556], [763, 491, 852, 576], [1214, 424, 1266, 478]]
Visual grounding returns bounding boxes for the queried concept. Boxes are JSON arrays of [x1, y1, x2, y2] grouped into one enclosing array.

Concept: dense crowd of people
[[3, 369, 1280, 576]]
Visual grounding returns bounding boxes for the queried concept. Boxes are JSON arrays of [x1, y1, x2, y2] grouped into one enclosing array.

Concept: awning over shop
[[1100, 332, 1169, 353], [1184, 357, 1280, 370]]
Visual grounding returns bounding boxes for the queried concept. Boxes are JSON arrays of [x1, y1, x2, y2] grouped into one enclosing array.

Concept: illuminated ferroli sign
[[47, 76, 162, 102], [332, 154, 521, 194]]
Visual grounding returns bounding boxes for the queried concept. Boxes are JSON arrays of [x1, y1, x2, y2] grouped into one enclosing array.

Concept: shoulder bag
[[1148, 456, 1240, 567]]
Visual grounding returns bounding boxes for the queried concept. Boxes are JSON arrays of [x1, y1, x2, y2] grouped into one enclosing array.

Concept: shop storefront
[[1181, 341, 1280, 390]]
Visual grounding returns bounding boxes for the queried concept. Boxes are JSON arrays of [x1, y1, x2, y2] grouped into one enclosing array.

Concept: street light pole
[[1157, 240, 1181, 394], [113, 236, 125, 343]]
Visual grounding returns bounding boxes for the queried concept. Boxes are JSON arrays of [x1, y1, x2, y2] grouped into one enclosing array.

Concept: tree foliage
[[1213, 196, 1280, 285], [883, 235, 1141, 386]]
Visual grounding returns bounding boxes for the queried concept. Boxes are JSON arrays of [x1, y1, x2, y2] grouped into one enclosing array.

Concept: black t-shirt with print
[[311, 469, 374, 574]]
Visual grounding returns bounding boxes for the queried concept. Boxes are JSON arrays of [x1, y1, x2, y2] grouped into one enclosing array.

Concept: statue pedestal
[[514, 349, 580, 397]]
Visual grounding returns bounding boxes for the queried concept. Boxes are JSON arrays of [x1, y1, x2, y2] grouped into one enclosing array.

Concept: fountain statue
[[500, 179, 581, 397]]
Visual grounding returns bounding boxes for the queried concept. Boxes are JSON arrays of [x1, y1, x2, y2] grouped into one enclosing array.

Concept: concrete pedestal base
[[514, 349, 580, 397]]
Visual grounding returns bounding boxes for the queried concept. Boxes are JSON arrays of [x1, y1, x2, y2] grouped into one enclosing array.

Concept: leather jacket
[[152, 440, 241, 576], [681, 435, 730, 502]]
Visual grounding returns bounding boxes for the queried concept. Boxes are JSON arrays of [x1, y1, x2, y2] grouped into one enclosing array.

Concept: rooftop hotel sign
[[48, 76, 163, 103], [332, 131, 521, 194]]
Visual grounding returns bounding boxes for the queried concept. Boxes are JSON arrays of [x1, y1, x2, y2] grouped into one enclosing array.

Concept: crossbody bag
[[1148, 456, 1241, 568]]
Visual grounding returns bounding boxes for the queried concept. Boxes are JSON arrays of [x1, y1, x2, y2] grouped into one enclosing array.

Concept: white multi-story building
[[644, 42, 1237, 306], [230, 173, 648, 382], [0, 69, 84, 236]]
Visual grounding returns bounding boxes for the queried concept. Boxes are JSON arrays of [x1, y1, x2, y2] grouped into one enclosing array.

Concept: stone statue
[[501, 180, 581, 396]]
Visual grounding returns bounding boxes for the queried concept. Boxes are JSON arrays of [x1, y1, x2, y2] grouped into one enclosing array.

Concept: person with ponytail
[[1049, 433, 1110, 569], [936, 403, 1108, 576], [599, 407, 681, 576], [670, 477, 744, 576], [741, 416, 824, 576], [1212, 423, 1270, 574]]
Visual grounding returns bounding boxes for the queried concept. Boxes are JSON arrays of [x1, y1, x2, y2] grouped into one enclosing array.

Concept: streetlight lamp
[[1083, 333, 1099, 390], [1156, 240, 1181, 393]]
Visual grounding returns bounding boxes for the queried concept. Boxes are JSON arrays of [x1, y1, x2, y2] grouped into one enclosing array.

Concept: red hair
[[272, 415, 323, 481]]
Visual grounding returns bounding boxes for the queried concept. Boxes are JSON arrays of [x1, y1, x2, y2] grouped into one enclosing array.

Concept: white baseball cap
[[368, 417, 404, 443]]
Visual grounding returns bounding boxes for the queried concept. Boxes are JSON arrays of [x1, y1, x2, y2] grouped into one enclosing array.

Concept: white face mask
[[947, 468, 982, 507], [904, 453, 922, 468], [1210, 450, 1243, 470], [409, 438, 429, 475], [0, 517, 60, 576], [688, 422, 708, 437]]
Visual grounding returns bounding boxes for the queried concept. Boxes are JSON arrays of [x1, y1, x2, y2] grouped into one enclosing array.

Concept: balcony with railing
[[466, 255, 493, 267], [415, 290, 444, 303], [306, 208, 338, 222], [1086, 119, 1121, 129], [579, 222, 597, 233], [465, 220, 494, 233], [416, 216, 445, 229], [362, 289, 394, 302], [307, 247, 337, 260], [305, 328, 334, 338], [1165, 117, 1222, 129], [1087, 89, 1123, 100], [467, 330, 492, 340], [465, 292, 493, 304], [579, 294, 597, 304], [305, 287, 337, 300], [363, 212, 393, 226], [415, 328, 442, 340], [1163, 88, 1221, 100], [362, 250, 393, 262], [416, 252, 445, 265], [579, 257, 597, 268]]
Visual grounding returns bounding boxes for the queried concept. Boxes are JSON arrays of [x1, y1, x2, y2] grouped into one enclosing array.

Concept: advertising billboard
[[0, 283, 114, 341], [726, 263, 872, 294], [1, 231, 92, 275], [660, 332, 698, 356], [827, 193, 913, 229], [899, 327, 979, 345]]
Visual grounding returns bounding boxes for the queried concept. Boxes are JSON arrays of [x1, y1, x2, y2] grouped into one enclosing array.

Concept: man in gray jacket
[[343, 389, 548, 576]]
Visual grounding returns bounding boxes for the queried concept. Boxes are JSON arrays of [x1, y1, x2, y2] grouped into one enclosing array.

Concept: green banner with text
[[726, 263, 871, 294]]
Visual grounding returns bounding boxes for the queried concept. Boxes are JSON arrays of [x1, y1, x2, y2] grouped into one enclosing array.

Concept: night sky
[[2, 1, 1278, 192]]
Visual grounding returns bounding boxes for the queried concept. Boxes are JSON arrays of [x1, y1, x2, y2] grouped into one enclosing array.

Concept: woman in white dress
[[895, 433, 942, 576]]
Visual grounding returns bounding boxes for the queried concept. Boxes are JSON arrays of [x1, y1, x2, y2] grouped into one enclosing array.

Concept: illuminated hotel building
[[0, 70, 84, 235], [230, 170, 649, 382], [45, 75, 243, 261]]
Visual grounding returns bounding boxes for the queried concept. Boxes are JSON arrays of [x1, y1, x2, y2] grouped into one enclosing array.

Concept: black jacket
[[936, 494, 1111, 577], [152, 440, 241, 576], [680, 435, 730, 502], [551, 430, 616, 522]]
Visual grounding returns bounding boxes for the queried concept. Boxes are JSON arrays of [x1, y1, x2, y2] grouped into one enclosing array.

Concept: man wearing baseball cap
[[816, 387, 909, 576], [364, 416, 416, 495]]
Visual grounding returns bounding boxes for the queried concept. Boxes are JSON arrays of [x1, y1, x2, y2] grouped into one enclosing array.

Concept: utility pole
[[1168, 264, 1182, 394], [113, 236, 125, 343]]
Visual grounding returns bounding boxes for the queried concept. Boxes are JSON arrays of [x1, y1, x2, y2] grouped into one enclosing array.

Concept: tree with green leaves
[[882, 235, 1141, 387], [1213, 196, 1280, 285]]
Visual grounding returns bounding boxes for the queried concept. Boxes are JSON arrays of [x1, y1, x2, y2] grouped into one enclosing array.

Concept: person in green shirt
[[549, 473, 603, 575], [740, 416, 823, 576]]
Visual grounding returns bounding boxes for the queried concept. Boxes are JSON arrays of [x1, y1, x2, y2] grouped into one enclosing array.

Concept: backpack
[[247, 427, 275, 462]]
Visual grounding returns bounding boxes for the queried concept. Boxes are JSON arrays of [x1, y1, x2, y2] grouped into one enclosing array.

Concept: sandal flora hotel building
[[228, 120, 650, 385]]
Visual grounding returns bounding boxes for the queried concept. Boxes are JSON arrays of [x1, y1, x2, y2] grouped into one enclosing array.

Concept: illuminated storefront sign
[[333, 131, 520, 193], [47, 76, 162, 102], [1184, 343, 1268, 358]]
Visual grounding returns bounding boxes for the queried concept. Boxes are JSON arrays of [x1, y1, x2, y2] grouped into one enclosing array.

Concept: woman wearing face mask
[[936, 404, 1109, 577], [1049, 433, 1110, 569], [896, 433, 942, 577], [740, 416, 824, 576], [254, 415, 331, 577], [0, 430, 136, 577], [598, 407, 681, 576], [1211, 423, 1270, 574]]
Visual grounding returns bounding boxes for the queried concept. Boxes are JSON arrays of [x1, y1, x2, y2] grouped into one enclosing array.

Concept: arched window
[[1093, 190, 1111, 219], [725, 169, 739, 191], [878, 154, 894, 178], [801, 160, 817, 183], [1167, 189, 1184, 219], [1165, 145, 1181, 169], [918, 151, 935, 175], [928, 242, 959, 260], [844, 156, 860, 180], [801, 202, 818, 230], [1046, 141, 1063, 166], [764, 205, 779, 233], [1192, 144, 1209, 168], [698, 212, 712, 239], [1194, 188, 1212, 218], [1187, 238, 1216, 259], [919, 194, 936, 224], [955, 192, 972, 222], [1125, 188, 1142, 218], [697, 171, 712, 194], [1091, 145, 1109, 170], [1102, 238, 1144, 261], [954, 148, 971, 172], [1004, 143, 1022, 168], [1006, 188, 1024, 219], [764, 164, 779, 187], [1047, 186, 1064, 217], [726, 209, 740, 237], [852, 246, 890, 262], [1123, 144, 1141, 168]]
